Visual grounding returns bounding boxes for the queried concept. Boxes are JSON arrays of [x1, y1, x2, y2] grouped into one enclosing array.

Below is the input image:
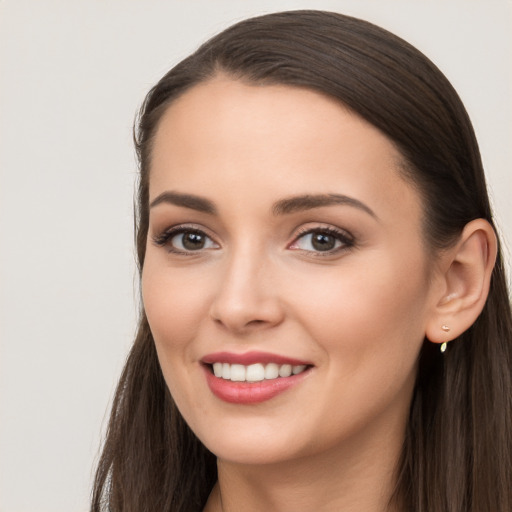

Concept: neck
[[204, 413, 405, 512]]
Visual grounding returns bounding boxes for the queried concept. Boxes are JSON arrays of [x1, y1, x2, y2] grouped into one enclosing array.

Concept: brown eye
[[169, 230, 219, 252], [179, 232, 207, 250], [311, 232, 337, 251], [152, 227, 220, 254], [288, 227, 354, 255], [293, 230, 342, 252]]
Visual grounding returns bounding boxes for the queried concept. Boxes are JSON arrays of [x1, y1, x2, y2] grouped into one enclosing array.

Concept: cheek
[[141, 259, 211, 413], [142, 255, 204, 328], [292, 252, 429, 362], [141, 259, 209, 352], [288, 255, 428, 439]]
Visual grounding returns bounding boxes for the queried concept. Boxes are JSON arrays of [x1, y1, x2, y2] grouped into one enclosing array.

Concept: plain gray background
[[1, 1, 510, 511]]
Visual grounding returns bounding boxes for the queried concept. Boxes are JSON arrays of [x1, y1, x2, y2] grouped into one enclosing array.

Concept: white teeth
[[213, 362, 223, 377], [211, 362, 308, 382], [292, 365, 306, 375], [222, 362, 231, 380], [246, 363, 265, 382], [264, 363, 279, 380], [230, 364, 246, 382], [278, 364, 292, 377]]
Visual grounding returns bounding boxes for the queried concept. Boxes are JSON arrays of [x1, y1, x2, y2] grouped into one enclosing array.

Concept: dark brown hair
[[91, 10, 512, 512]]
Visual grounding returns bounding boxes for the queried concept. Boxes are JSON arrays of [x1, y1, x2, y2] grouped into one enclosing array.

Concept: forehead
[[149, 78, 421, 224]]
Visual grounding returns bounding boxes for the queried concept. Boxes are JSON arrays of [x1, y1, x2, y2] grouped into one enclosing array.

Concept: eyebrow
[[149, 191, 217, 214], [272, 193, 377, 218], [149, 191, 376, 219]]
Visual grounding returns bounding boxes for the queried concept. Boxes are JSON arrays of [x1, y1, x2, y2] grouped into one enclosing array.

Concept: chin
[[192, 420, 307, 466], [206, 440, 299, 466]]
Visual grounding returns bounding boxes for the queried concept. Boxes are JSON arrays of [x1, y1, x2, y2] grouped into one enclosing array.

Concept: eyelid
[[288, 224, 355, 255], [152, 223, 220, 253], [151, 222, 354, 257]]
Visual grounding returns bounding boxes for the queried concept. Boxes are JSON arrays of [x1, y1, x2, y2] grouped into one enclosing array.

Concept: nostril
[[209, 288, 285, 333]]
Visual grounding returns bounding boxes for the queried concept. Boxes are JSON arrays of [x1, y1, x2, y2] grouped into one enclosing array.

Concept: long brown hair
[[91, 11, 512, 511]]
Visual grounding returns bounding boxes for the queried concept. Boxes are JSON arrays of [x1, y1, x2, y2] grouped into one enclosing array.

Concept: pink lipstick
[[201, 351, 312, 404], [202, 351, 310, 366]]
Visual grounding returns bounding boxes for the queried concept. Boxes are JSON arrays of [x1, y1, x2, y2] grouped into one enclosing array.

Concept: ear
[[425, 219, 497, 344]]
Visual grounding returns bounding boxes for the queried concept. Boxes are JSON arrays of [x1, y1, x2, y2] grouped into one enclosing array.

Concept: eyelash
[[152, 224, 355, 256], [152, 225, 218, 255], [289, 226, 355, 256]]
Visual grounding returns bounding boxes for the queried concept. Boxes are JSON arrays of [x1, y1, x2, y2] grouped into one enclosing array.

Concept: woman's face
[[142, 78, 442, 465]]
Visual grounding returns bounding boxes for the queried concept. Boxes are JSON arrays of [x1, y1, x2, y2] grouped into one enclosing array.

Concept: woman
[[91, 10, 512, 512]]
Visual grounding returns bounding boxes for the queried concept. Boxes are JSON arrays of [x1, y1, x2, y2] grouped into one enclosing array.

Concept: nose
[[209, 246, 285, 334]]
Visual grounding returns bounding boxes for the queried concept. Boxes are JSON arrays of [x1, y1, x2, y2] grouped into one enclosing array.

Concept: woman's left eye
[[289, 228, 353, 254]]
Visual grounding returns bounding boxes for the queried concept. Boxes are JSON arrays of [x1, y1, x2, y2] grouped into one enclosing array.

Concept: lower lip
[[203, 366, 311, 404]]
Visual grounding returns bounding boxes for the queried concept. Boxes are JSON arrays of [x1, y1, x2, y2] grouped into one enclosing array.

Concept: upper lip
[[201, 350, 312, 366]]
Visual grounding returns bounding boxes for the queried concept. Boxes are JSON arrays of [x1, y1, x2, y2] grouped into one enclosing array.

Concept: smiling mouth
[[202, 355, 313, 403], [206, 362, 310, 383]]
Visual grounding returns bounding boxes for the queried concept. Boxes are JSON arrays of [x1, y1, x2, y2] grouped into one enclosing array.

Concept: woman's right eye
[[153, 228, 219, 254]]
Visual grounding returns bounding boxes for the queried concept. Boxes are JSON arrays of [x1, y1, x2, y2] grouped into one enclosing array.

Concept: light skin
[[142, 78, 496, 512]]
